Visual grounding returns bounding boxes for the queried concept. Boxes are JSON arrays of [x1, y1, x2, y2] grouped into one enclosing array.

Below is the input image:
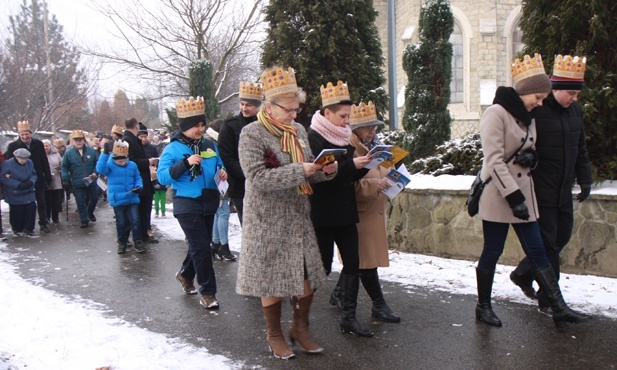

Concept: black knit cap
[[178, 115, 205, 132]]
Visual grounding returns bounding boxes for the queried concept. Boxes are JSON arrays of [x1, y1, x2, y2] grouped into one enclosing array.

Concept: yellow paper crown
[[260, 67, 298, 100], [239, 81, 263, 101], [53, 138, 65, 147], [112, 140, 129, 157], [320, 81, 351, 107], [349, 101, 382, 127], [70, 130, 85, 139], [176, 96, 205, 119], [552, 55, 586, 80], [17, 121, 31, 132], [111, 125, 124, 135], [511, 53, 547, 83]]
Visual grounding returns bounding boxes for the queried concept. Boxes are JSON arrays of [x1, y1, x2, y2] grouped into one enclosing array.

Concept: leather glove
[[103, 141, 113, 154], [17, 181, 33, 190], [577, 184, 592, 202], [130, 186, 142, 194], [513, 149, 537, 168], [511, 202, 530, 221]]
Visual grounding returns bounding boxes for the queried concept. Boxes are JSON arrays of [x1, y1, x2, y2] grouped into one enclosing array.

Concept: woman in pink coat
[[475, 54, 591, 330]]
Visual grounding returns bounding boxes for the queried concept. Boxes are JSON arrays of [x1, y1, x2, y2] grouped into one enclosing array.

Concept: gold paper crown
[[320, 81, 351, 107], [53, 138, 65, 147], [112, 140, 129, 157], [239, 81, 263, 101], [260, 67, 298, 100], [17, 121, 31, 132], [70, 130, 85, 139], [176, 96, 205, 119], [349, 101, 379, 126], [511, 53, 547, 83], [552, 55, 586, 80], [111, 125, 124, 135]]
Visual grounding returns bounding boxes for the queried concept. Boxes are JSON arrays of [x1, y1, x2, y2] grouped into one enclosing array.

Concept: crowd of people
[[0, 53, 595, 360]]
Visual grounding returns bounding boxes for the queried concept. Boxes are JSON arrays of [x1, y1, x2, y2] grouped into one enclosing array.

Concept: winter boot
[[211, 242, 221, 259], [339, 272, 374, 337], [475, 268, 502, 327], [289, 294, 324, 354], [329, 275, 343, 311], [134, 240, 147, 254], [263, 301, 295, 360], [217, 243, 237, 261], [361, 269, 400, 323], [533, 265, 592, 330], [117, 241, 127, 254], [509, 270, 537, 299]]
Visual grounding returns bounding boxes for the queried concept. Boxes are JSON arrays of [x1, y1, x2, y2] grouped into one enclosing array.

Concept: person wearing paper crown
[[509, 55, 593, 309], [474, 53, 591, 330], [235, 66, 337, 360], [306, 80, 374, 338], [96, 140, 145, 254], [157, 96, 227, 311]]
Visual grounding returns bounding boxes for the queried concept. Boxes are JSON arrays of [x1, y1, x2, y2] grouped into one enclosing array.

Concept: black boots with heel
[[475, 268, 502, 327]]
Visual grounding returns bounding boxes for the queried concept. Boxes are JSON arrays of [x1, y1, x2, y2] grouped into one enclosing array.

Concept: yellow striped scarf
[[258, 108, 312, 195]]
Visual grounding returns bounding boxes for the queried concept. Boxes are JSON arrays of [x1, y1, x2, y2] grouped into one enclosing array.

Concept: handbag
[[466, 129, 530, 217]]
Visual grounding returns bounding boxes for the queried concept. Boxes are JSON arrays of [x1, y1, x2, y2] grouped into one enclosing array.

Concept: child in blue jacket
[[96, 140, 144, 254]]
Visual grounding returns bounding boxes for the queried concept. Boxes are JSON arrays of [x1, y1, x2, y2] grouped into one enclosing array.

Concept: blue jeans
[[176, 213, 216, 296], [478, 220, 550, 271], [72, 182, 99, 223], [212, 199, 230, 244], [113, 204, 141, 243]]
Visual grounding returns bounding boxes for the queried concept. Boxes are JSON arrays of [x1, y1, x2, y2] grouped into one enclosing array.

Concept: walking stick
[[65, 188, 69, 222]]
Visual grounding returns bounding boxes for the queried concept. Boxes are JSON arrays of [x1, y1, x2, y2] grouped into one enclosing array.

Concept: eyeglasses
[[271, 101, 302, 114]]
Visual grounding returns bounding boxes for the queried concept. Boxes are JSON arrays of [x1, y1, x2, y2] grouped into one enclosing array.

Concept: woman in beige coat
[[236, 66, 336, 360], [475, 54, 591, 330]]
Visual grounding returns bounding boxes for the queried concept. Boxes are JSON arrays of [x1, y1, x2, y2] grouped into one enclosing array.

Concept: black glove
[[103, 141, 113, 154], [62, 181, 71, 190], [577, 184, 592, 202], [17, 181, 33, 190], [513, 149, 537, 168], [130, 186, 142, 194], [511, 202, 530, 221]]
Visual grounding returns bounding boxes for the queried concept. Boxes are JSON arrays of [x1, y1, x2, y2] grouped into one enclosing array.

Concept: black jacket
[[218, 114, 257, 198], [122, 130, 153, 197], [307, 129, 369, 228], [532, 94, 592, 208], [6, 138, 51, 189]]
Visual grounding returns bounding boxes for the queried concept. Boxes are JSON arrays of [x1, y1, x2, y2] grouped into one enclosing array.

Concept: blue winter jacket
[[96, 153, 143, 207], [61, 146, 99, 187], [0, 158, 37, 205]]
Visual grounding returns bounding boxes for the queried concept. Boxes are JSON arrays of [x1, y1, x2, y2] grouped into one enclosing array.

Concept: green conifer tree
[[401, 0, 453, 160], [261, 0, 388, 127], [188, 60, 220, 122]]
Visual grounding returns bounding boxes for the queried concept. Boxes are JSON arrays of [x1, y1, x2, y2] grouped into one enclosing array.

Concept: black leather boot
[[339, 272, 374, 337], [475, 268, 502, 327], [211, 242, 220, 259], [217, 243, 237, 261], [329, 275, 343, 311], [533, 265, 592, 330], [361, 269, 400, 323]]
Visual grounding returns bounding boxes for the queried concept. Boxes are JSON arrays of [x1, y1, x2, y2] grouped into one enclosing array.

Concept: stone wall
[[387, 188, 617, 278]]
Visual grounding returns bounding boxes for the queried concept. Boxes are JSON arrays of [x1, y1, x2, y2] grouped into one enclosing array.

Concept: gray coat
[[236, 121, 329, 297]]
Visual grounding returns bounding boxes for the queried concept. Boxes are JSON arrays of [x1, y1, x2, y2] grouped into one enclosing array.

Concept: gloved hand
[[511, 202, 530, 221], [513, 149, 537, 168], [130, 186, 142, 194], [62, 181, 71, 191], [103, 141, 113, 155], [577, 184, 592, 202], [17, 181, 33, 190]]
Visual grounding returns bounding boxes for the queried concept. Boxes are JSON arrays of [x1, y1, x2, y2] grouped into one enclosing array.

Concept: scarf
[[493, 86, 532, 127], [258, 108, 312, 195], [310, 111, 352, 147], [177, 134, 204, 181]]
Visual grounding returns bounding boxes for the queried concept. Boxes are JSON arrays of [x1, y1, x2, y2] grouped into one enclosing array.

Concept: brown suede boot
[[263, 301, 295, 360], [289, 294, 324, 354]]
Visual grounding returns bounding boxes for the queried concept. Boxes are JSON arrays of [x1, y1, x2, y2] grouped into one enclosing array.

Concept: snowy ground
[[1, 175, 616, 369]]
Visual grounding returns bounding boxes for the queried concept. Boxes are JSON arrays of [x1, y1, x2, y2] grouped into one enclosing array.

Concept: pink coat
[[478, 104, 539, 223]]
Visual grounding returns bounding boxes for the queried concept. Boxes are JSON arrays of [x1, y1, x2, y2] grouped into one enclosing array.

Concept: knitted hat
[[511, 54, 552, 96], [515, 74, 552, 95], [138, 122, 148, 136], [551, 55, 586, 91], [14, 148, 31, 159]]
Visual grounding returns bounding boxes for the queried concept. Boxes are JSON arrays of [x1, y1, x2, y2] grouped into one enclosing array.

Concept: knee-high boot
[[360, 269, 400, 323], [329, 274, 343, 310], [339, 272, 374, 337], [289, 294, 324, 354], [475, 268, 502, 327], [533, 265, 592, 330], [263, 301, 295, 360]]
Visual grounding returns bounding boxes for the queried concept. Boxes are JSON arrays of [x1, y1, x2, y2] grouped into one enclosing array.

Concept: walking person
[[474, 54, 591, 330], [236, 66, 336, 360], [42, 140, 63, 224], [308, 81, 373, 337], [157, 96, 227, 310], [509, 55, 593, 308], [218, 81, 262, 225], [1, 148, 37, 237]]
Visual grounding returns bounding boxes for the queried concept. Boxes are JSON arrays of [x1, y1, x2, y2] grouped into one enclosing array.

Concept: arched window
[[512, 21, 524, 58], [450, 22, 463, 103]]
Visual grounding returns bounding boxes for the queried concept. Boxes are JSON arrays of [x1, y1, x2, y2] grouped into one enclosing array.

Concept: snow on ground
[[1, 175, 616, 369]]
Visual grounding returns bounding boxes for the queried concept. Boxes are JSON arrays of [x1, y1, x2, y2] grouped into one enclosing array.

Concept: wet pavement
[[4, 201, 617, 370]]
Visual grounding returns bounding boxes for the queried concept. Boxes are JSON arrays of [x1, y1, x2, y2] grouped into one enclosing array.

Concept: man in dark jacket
[[123, 119, 158, 243], [218, 81, 262, 225], [510, 55, 592, 307], [5, 121, 52, 233]]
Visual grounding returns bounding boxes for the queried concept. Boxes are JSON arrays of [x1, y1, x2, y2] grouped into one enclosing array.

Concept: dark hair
[[125, 117, 138, 130], [320, 101, 353, 116], [208, 118, 225, 133]]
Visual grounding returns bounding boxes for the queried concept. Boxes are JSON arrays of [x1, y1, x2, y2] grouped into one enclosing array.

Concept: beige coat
[[478, 104, 539, 223], [236, 121, 329, 297], [350, 134, 390, 269]]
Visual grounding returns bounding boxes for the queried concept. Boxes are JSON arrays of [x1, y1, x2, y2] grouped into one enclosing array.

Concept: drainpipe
[[387, 0, 398, 130]]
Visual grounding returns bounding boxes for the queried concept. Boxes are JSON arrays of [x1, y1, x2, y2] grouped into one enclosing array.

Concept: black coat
[[307, 129, 368, 228], [218, 114, 257, 198], [532, 94, 592, 209], [5, 138, 51, 189], [122, 130, 153, 197]]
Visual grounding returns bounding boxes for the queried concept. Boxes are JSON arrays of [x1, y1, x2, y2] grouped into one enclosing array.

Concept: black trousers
[[35, 186, 48, 226], [45, 189, 63, 222], [138, 193, 153, 239], [230, 197, 244, 226], [316, 223, 360, 275]]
